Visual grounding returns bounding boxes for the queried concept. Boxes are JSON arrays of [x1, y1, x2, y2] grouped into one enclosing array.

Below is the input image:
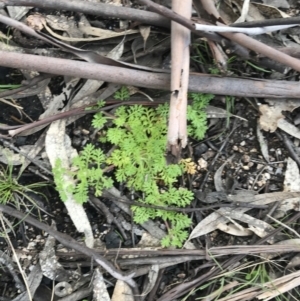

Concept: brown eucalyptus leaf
[[262, 239, 300, 260], [206, 106, 246, 120], [262, 0, 289, 9], [187, 192, 300, 241], [256, 123, 269, 162], [139, 25, 151, 50], [217, 223, 253, 236], [11, 264, 43, 301], [131, 36, 155, 64], [7, 6, 30, 20], [284, 158, 300, 192], [45, 14, 83, 38], [214, 155, 235, 192], [141, 265, 159, 298], [278, 119, 300, 139], [111, 280, 134, 301], [252, 2, 290, 18]]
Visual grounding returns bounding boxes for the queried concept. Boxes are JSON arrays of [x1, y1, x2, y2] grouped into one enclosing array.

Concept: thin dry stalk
[[219, 28, 300, 73], [209, 244, 300, 255], [266, 214, 300, 239], [138, 0, 300, 73], [199, 0, 222, 21], [0, 214, 33, 301]]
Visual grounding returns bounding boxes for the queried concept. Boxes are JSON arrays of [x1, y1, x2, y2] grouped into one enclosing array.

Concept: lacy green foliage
[[107, 104, 180, 189], [92, 113, 107, 129], [53, 144, 113, 204], [53, 93, 211, 247], [187, 93, 214, 140], [73, 144, 113, 202], [106, 104, 194, 247], [86, 100, 107, 129], [114, 86, 130, 101]]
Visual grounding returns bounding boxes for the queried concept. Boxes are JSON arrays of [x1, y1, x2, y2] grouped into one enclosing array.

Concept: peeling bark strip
[[168, 0, 192, 151]]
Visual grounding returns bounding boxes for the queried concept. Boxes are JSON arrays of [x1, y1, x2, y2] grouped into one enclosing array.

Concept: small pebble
[[194, 143, 208, 156], [242, 155, 251, 163]]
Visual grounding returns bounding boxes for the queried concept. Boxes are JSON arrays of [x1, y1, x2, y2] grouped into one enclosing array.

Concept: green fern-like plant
[[187, 92, 214, 140], [106, 94, 212, 247], [85, 100, 108, 129], [114, 86, 130, 101], [106, 104, 196, 247], [53, 144, 113, 204], [53, 93, 212, 247]]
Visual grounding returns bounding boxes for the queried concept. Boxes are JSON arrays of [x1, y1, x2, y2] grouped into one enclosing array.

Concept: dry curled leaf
[[217, 222, 253, 236], [111, 280, 134, 301], [259, 104, 283, 132], [259, 99, 300, 132], [284, 158, 300, 192], [187, 191, 300, 241], [253, 2, 290, 18], [256, 123, 269, 162]]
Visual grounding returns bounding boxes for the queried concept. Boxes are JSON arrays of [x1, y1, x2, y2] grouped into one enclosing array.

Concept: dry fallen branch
[[0, 204, 140, 292], [0, 0, 170, 28], [137, 0, 300, 72], [1, 51, 300, 98], [218, 28, 300, 73]]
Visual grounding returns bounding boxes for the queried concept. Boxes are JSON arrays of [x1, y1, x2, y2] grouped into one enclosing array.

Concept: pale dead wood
[[207, 40, 228, 73], [198, 0, 222, 21], [167, 0, 192, 154]]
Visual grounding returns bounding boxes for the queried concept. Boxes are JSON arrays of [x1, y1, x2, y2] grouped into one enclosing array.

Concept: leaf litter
[[1, 0, 300, 300]]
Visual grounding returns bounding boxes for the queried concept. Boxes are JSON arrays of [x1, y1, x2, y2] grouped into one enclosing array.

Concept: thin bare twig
[[137, 0, 300, 72], [0, 204, 139, 291], [157, 211, 300, 301]]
